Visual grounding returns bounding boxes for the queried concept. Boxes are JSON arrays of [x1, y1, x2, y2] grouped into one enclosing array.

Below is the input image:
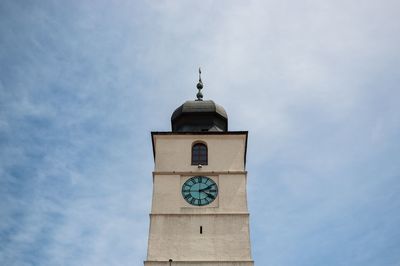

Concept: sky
[[0, 0, 400, 265]]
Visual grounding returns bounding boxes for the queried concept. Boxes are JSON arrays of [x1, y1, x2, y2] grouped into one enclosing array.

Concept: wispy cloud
[[1, 0, 399, 265]]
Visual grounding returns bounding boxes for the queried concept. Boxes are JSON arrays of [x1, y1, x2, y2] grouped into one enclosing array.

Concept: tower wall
[[145, 133, 253, 265], [151, 173, 248, 214], [152, 133, 247, 172], [147, 214, 252, 261]]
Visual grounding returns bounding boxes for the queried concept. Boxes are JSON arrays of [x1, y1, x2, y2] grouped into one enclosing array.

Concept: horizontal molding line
[[151, 131, 249, 135], [153, 171, 247, 175], [144, 260, 254, 263], [149, 213, 250, 216]]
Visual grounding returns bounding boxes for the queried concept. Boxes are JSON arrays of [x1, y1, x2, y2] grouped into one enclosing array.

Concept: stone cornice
[[153, 170, 247, 176], [149, 213, 250, 216]]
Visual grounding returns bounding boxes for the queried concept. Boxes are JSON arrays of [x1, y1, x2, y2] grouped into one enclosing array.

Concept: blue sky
[[1, 1, 399, 265]]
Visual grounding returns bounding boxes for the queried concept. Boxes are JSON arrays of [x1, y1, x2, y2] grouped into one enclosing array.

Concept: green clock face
[[182, 176, 218, 206]]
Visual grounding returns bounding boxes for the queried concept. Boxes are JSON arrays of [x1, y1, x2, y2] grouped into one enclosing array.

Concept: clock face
[[182, 176, 218, 206]]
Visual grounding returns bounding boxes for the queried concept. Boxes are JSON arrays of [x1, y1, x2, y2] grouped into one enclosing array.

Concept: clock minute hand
[[199, 185, 213, 192]]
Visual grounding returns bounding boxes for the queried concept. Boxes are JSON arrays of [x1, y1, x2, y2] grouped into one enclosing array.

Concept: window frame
[[191, 142, 208, 165]]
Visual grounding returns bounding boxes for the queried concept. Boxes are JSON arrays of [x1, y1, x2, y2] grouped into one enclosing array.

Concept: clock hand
[[199, 185, 213, 192], [204, 191, 215, 199]]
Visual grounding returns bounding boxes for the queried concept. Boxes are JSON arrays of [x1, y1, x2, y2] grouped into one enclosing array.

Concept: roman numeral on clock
[[184, 194, 192, 200]]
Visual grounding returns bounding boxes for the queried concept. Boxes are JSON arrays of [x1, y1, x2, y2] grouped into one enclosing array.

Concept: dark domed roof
[[171, 100, 228, 132], [171, 68, 228, 132]]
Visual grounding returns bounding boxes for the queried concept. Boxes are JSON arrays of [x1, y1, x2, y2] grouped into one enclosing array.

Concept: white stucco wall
[[145, 133, 253, 265], [147, 214, 252, 261], [153, 134, 247, 172], [151, 174, 248, 214]]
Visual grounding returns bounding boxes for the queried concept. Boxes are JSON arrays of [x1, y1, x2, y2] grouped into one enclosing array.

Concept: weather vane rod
[[196, 67, 203, 101]]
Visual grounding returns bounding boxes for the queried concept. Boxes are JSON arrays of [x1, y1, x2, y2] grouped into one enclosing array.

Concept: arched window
[[192, 142, 208, 165]]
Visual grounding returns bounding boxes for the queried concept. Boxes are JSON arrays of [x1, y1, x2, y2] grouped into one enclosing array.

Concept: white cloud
[[1, 0, 399, 265]]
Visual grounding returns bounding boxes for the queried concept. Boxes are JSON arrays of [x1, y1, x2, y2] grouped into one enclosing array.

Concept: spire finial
[[196, 67, 203, 101]]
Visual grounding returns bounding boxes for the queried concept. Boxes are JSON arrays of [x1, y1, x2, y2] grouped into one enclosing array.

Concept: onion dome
[[171, 68, 228, 132]]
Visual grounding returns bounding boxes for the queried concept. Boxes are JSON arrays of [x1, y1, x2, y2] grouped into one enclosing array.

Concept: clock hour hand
[[204, 191, 215, 199]]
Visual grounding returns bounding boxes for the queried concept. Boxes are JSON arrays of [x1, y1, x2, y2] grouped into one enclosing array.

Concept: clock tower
[[144, 70, 254, 266]]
